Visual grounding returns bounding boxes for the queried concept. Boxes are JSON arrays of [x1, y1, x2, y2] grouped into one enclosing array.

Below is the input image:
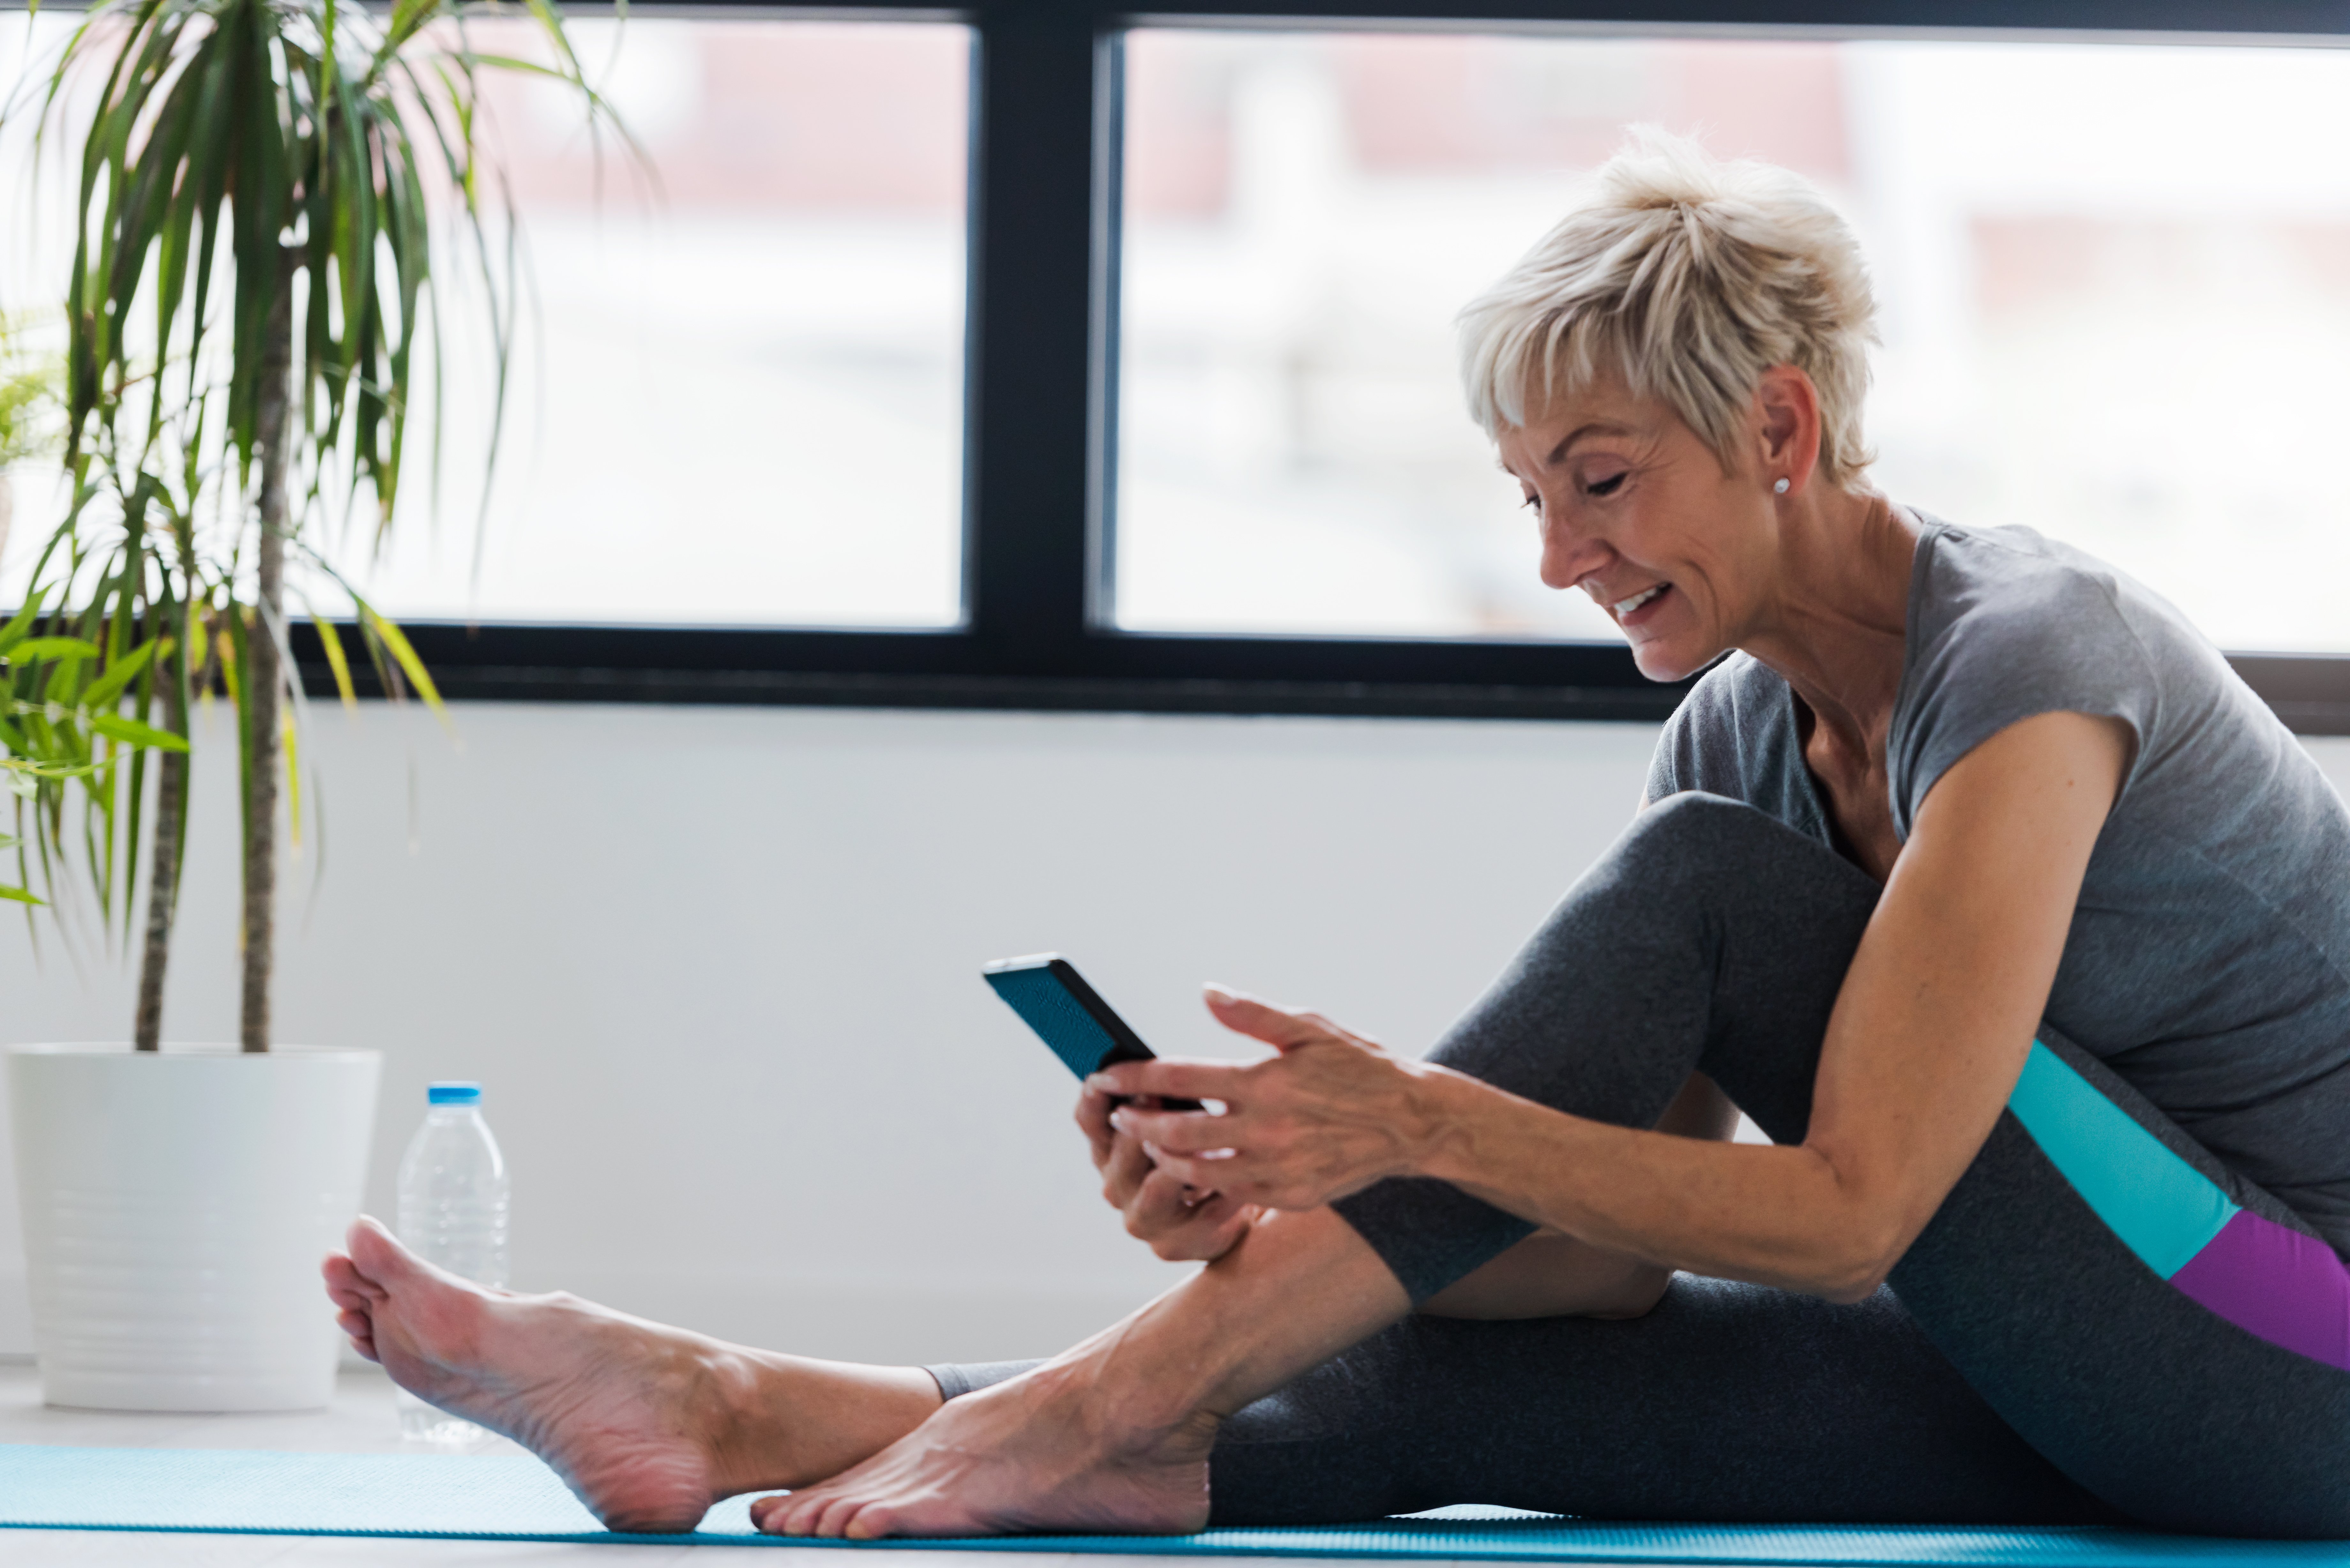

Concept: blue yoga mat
[[1, 1444, 2344, 1562]]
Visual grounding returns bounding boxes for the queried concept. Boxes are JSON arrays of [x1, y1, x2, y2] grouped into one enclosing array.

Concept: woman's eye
[[1585, 472, 1627, 498], [1520, 493, 1542, 514]]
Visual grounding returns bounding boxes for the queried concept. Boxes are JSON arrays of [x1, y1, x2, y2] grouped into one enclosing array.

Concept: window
[[7, 2, 2348, 725], [0, 16, 971, 631], [1112, 29, 2350, 656], [330, 18, 972, 628]]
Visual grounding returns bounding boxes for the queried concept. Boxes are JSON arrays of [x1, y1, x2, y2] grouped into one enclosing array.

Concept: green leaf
[[360, 607, 443, 714], [86, 713, 191, 752], [0, 586, 49, 656], [75, 638, 161, 712], [0, 886, 44, 906], [2, 637, 102, 664], [309, 608, 357, 708]]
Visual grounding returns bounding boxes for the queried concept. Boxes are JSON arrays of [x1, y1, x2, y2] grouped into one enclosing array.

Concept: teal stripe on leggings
[[2005, 1041, 2236, 1278]]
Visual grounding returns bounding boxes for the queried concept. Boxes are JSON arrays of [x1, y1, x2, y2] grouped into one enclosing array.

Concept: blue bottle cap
[[427, 1081, 482, 1105]]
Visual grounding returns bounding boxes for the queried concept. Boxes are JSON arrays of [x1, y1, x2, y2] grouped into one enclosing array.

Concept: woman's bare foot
[[748, 1358, 1217, 1540], [745, 1208, 1410, 1540], [322, 1216, 939, 1533]]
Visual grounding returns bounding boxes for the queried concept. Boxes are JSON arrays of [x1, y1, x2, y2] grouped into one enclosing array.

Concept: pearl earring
[[1772, 477, 1790, 494]]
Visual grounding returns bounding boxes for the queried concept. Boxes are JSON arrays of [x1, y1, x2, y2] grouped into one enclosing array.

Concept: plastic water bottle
[[393, 1081, 510, 1444]]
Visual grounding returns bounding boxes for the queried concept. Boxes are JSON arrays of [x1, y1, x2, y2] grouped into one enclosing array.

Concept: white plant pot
[[7, 1043, 382, 1412]]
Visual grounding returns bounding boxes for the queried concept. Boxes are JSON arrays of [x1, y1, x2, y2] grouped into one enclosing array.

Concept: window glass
[[1114, 31, 2350, 653], [0, 18, 971, 629]]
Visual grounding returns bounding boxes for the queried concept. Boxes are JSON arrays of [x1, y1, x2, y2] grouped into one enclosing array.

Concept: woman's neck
[[1738, 487, 1919, 761]]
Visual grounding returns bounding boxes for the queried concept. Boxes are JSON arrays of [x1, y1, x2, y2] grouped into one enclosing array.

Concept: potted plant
[[2, 0, 623, 1412], [2, 306, 182, 908]]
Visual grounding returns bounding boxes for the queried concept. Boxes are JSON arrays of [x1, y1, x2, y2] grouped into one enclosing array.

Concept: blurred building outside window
[[1115, 31, 2350, 655], [0, 16, 971, 629]]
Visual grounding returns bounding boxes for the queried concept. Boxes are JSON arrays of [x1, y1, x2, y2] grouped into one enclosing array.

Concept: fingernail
[[1205, 982, 1235, 1002], [1110, 1108, 1130, 1131], [1086, 1074, 1112, 1092]]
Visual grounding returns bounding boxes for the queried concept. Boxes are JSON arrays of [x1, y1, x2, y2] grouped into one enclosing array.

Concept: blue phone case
[[985, 960, 1130, 1078], [982, 954, 1202, 1109]]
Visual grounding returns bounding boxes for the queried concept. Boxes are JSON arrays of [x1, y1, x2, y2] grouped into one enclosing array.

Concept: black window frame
[[284, 0, 2350, 731]]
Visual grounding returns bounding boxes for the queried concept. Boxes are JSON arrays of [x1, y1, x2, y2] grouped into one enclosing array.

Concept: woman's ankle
[[1047, 1211, 1409, 1433], [710, 1349, 944, 1494]]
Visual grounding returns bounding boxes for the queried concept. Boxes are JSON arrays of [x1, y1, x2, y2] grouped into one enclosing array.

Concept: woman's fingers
[[1125, 1167, 1198, 1250], [1165, 1187, 1259, 1261], [1075, 1082, 1119, 1167], [1101, 1119, 1156, 1206], [1113, 1101, 1247, 1154], [1203, 984, 1341, 1051], [1141, 1145, 1219, 1192], [1127, 1167, 1255, 1260], [1088, 1056, 1246, 1103]]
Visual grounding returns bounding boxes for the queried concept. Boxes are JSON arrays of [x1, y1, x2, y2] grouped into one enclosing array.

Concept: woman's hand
[[1088, 987, 1448, 1211], [1077, 1082, 1260, 1262]]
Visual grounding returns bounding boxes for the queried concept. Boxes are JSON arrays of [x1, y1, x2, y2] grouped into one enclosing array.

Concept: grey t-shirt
[[1647, 516, 2350, 1252]]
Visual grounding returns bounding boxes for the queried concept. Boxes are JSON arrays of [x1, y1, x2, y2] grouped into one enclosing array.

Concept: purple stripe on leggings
[[2168, 1209, 2350, 1371]]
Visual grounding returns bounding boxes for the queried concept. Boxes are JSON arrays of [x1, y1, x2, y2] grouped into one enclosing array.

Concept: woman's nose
[[1538, 517, 1609, 591]]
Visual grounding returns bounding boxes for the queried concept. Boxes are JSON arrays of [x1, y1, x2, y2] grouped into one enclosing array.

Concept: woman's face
[[1495, 384, 1775, 684]]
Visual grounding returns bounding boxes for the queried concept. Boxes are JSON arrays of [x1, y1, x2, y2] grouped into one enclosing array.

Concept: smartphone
[[982, 954, 1202, 1111]]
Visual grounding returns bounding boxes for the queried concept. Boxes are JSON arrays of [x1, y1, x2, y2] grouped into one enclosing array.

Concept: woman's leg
[[322, 1219, 944, 1532], [757, 793, 1900, 1538], [1236, 792, 2350, 1535], [336, 790, 2350, 1535], [922, 792, 2077, 1525], [1327, 790, 1888, 1300], [1889, 1032, 2350, 1536], [929, 1278, 2117, 1526]]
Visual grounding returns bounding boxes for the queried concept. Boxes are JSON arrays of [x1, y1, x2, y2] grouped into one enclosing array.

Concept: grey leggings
[[932, 795, 2350, 1537]]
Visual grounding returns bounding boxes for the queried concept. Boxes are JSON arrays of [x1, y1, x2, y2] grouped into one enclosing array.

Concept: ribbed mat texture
[[4, 1445, 2347, 1560]]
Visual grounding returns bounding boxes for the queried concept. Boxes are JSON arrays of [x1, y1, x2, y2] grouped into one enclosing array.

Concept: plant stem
[[240, 250, 294, 1055], [131, 711, 185, 1053]]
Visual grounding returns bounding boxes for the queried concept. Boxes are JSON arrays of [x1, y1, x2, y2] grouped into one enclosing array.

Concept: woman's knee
[[1630, 789, 1809, 851], [1602, 791, 1790, 899]]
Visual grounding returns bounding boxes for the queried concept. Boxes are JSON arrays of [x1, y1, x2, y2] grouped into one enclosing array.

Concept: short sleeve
[[1888, 529, 2158, 841]]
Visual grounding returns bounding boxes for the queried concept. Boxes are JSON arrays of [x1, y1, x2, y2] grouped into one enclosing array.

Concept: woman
[[324, 132, 2350, 1540]]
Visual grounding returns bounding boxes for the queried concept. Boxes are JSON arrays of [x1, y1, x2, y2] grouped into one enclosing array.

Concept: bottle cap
[[427, 1081, 482, 1105]]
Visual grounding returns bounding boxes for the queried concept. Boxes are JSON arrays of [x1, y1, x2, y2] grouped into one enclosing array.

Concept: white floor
[[0, 1362, 1235, 1566]]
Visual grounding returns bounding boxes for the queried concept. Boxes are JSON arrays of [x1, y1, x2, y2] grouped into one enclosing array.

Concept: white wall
[[0, 703, 1664, 1365]]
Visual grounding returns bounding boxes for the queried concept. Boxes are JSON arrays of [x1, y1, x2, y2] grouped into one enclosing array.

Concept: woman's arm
[[1418, 1074, 1734, 1319], [1079, 1052, 1732, 1319], [1101, 710, 2129, 1303]]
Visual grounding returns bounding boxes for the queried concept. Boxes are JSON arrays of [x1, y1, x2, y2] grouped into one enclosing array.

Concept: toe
[[767, 1489, 827, 1536], [812, 1493, 869, 1538], [325, 1280, 378, 1313], [322, 1253, 386, 1306], [345, 1216, 414, 1284], [842, 1503, 900, 1541]]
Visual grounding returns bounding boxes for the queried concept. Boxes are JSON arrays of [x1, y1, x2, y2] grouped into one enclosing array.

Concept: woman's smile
[[1606, 581, 1673, 626]]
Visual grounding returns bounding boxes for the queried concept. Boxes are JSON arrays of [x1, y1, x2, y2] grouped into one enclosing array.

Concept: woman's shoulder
[[1913, 519, 2143, 639], [1907, 515, 2232, 698], [1891, 514, 2261, 834]]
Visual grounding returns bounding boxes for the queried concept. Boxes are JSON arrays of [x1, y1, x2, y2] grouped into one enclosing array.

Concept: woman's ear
[[1753, 365, 1823, 495]]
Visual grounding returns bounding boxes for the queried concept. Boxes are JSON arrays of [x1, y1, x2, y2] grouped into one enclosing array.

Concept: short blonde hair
[[1458, 129, 1879, 486]]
